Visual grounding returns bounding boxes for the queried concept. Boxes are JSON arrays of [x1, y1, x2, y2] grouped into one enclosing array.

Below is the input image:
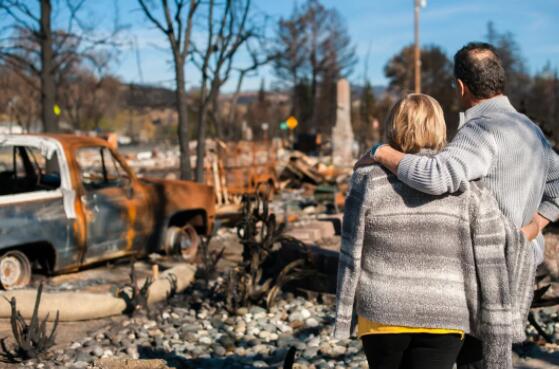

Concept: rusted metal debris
[[206, 140, 279, 206], [0, 134, 215, 288], [0, 283, 59, 361]]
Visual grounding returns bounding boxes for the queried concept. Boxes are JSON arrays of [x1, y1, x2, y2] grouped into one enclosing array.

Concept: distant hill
[[124, 83, 177, 109], [122, 82, 388, 109], [350, 84, 387, 99]]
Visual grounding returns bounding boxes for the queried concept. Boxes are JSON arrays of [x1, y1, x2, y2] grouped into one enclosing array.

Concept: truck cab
[[0, 134, 215, 289]]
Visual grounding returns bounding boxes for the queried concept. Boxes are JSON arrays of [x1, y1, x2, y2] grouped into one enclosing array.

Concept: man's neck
[[462, 94, 503, 111]]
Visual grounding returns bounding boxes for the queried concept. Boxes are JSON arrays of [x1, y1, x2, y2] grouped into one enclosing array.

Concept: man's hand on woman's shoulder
[[354, 151, 376, 170], [354, 143, 386, 170], [354, 144, 404, 175]]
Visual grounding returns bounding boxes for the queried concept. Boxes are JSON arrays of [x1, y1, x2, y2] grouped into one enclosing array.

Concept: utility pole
[[414, 0, 421, 94]]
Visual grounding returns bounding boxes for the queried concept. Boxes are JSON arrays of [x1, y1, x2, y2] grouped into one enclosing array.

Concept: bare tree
[[525, 65, 559, 144], [58, 52, 122, 132], [190, 0, 264, 183], [0, 67, 40, 132], [0, 0, 122, 132], [40, 0, 55, 131], [59, 66, 92, 130], [217, 41, 276, 140], [0, 0, 57, 131], [485, 22, 531, 110], [272, 0, 356, 133], [272, 5, 307, 122], [138, 0, 199, 180]]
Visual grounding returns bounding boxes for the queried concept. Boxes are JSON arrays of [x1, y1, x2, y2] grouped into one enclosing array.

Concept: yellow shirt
[[358, 316, 464, 339]]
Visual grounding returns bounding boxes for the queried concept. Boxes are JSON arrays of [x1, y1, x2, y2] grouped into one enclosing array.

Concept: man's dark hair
[[454, 42, 506, 99]]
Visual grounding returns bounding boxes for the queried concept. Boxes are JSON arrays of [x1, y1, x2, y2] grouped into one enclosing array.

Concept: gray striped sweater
[[334, 165, 535, 369], [397, 95, 559, 265]]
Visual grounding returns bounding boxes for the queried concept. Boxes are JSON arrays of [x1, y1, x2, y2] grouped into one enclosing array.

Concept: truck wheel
[[0, 250, 32, 289], [163, 225, 200, 261]]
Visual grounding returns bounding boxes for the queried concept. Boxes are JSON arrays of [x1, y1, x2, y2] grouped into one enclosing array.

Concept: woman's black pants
[[361, 333, 464, 369]]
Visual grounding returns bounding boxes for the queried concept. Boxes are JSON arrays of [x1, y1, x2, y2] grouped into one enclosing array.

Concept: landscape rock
[[92, 358, 170, 369]]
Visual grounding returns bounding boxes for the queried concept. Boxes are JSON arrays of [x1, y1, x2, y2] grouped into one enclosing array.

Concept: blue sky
[[89, 0, 559, 91]]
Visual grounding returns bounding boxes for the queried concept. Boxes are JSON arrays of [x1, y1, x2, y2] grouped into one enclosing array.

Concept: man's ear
[[457, 79, 466, 97]]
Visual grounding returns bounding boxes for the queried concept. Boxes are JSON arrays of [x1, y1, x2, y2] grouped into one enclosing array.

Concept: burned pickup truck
[[0, 134, 215, 289]]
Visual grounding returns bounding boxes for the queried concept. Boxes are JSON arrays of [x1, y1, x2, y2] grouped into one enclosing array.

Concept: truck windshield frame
[[75, 146, 130, 191]]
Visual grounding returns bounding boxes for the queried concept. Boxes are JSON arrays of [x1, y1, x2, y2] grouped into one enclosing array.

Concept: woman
[[334, 94, 537, 369]]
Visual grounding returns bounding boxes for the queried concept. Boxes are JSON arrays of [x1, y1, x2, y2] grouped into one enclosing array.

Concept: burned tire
[[163, 225, 200, 261], [0, 250, 32, 289]]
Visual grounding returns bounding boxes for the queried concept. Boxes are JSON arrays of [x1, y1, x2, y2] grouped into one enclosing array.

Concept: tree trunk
[[195, 99, 209, 183], [225, 71, 246, 140], [175, 58, 192, 180], [211, 93, 223, 139], [40, 0, 57, 132]]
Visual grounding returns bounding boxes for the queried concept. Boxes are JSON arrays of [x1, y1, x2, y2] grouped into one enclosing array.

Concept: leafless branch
[[138, 0, 169, 34]]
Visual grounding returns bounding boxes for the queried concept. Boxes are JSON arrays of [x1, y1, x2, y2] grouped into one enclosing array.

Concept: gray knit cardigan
[[334, 164, 535, 369]]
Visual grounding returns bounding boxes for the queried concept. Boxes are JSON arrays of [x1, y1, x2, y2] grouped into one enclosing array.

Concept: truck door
[[75, 147, 137, 263]]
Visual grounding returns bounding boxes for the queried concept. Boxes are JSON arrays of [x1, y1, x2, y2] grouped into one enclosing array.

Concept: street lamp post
[[414, 0, 421, 94]]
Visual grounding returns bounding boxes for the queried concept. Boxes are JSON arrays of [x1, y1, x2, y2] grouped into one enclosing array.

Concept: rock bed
[[10, 271, 559, 369], [18, 278, 367, 369]]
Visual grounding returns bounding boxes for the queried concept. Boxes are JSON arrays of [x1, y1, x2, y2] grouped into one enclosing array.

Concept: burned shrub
[[0, 283, 59, 361], [199, 234, 225, 290], [119, 259, 153, 316], [223, 185, 315, 311]]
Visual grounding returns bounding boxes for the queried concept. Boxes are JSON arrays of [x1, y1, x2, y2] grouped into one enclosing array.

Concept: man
[[358, 42, 559, 264], [356, 41, 559, 366]]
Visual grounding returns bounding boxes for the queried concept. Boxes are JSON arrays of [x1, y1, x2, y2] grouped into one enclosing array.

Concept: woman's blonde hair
[[384, 94, 447, 153]]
